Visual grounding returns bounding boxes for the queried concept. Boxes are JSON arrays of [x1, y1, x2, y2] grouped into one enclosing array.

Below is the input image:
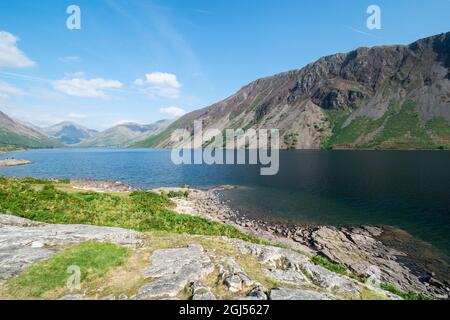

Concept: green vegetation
[[165, 190, 190, 198], [0, 128, 60, 149], [0, 177, 260, 243], [312, 255, 347, 274], [0, 145, 25, 153], [380, 283, 431, 300], [131, 126, 176, 148], [426, 117, 450, 149], [283, 133, 299, 150], [367, 100, 432, 149], [1, 241, 130, 299], [322, 100, 445, 150]]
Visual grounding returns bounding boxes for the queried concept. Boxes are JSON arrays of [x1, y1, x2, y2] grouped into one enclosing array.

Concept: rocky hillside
[[77, 120, 171, 148], [0, 110, 61, 148], [134, 32, 450, 150], [42, 122, 97, 145]]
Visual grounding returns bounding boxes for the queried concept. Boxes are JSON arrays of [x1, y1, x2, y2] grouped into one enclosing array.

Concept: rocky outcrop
[[135, 244, 214, 299], [0, 214, 430, 300], [269, 288, 337, 300], [0, 214, 141, 282]]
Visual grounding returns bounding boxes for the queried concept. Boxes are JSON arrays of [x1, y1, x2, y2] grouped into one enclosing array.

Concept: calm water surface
[[1, 148, 449, 259]]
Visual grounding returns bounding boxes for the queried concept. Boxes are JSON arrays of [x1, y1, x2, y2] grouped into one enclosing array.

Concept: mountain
[[42, 122, 97, 145], [77, 120, 171, 147], [0, 110, 62, 148], [133, 32, 450, 150]]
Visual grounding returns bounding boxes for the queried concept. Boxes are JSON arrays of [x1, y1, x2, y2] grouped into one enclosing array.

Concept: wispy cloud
[[0, 71, 51, 83], [54, 78, 123, 99], [194, 9, 212, 15], [68, 112, 87, 119], [346, 26, 381, 39], [134, 72, 182, 99], [112, 119, 140, 126], [59, 56, 81, 63], [0, 31, 36, 68], [0, 81, 24, 97], [159, 106, 186, 117]]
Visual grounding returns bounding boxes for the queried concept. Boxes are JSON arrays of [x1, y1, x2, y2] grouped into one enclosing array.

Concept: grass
[[322, 100, 443, 149], [0, 145, 26, 153], [0, 128, 61, 149], [131, 126, 176, 148], [0, 241, 130, 299], [380, 283, 431, 301], [0, 177, 261, 243], [165, 190, 190, 199], [426, 117, 450, 149], [367, 100, 433, 149], [311, 255, 348, 275]]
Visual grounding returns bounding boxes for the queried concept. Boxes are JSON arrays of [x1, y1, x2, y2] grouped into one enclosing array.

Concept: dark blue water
[[1, 148, 450, 258]]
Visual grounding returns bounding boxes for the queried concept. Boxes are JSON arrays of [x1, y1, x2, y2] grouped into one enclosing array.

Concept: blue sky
[[0, 0, 449, 130]]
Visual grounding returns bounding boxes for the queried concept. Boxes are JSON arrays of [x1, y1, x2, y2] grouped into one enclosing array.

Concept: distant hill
[[0, 110, 62, 148], [42, 122, 97, 145], [77, 120, 171, 147], [134, 32, 450, 150]]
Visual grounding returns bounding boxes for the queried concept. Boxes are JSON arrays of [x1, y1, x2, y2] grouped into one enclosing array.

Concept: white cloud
[[159, 106, 186, 118], [68, 112, 86, 119], [134, 72, 182, 99], [59, 56, 81, 63], [112, 119, 139, 126], [0, 81, 24, 97], [0, 31, 35, 68], [54, 78, 123, 99]]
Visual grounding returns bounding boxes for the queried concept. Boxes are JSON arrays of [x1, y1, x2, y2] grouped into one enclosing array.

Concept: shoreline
[[159, 185, 450, 298], [3, 177, 450, 298], [0, 159, 31, 167]]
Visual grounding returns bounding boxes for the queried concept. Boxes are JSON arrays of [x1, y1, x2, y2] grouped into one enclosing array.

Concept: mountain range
[[1, 32, 449, 150], [134, 32, 450, 150], [0, 111, 171, 149], [76, 120, 171, 147], [42, 122, 98, 145], [0, 111, 62, 149]]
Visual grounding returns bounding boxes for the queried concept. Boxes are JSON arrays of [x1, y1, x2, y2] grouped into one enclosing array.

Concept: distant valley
[[0, 110, 171, 149]]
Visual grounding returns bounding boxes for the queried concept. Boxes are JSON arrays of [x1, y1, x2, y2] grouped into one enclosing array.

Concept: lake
[[1, 148, 450, 259]]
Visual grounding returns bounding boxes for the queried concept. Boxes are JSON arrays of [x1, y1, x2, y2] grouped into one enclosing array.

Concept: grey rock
[[303, 263, 360, 296], [0, 214, 141, 282], [243, 286, 268, 300], [263, 268, 310, 286], [192, 282, 216, 300], [218, 257, 255, 293], [59, 294, 85, 300], [269, 288, 338, 300], [136, 245, 213, 299], [31, 241, 45, 248]]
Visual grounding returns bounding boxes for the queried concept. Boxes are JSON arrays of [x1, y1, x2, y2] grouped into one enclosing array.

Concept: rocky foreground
[[170, 187, 450, 299], [0, 214, 399, 300]]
